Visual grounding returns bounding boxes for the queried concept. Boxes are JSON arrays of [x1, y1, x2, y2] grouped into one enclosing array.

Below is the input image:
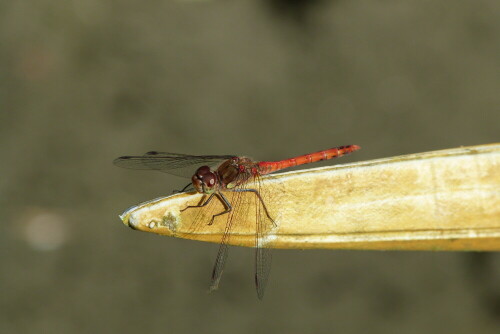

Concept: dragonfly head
[[192, 166, 218, 194]]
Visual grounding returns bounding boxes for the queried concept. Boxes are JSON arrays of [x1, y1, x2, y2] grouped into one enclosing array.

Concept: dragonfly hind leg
[[229, 188, 276, 227]]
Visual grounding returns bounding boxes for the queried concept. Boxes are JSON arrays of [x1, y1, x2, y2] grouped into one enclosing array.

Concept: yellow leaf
[[119, 144, 500, 251]]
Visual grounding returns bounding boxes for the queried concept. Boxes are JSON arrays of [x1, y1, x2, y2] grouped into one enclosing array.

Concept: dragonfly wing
[[255, 193, 273, 300], [255, 247, 272, 300], [210, 212, 234, 291], [113, 151, 235, 178], [210, 179, 275, 299], [208, 192, 237, 293], [209, 243, 229, 293]]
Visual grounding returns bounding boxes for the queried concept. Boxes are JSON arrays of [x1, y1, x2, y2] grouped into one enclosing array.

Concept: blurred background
[[1, 0, 499, 333]]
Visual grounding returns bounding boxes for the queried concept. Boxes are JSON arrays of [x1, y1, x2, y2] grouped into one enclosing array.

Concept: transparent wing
[[209, 192, 240, 294], [255, 247, 272, 300], [113, 151, 235, 178], [208, 176, 274, 299], [254, 175, 273, 300]]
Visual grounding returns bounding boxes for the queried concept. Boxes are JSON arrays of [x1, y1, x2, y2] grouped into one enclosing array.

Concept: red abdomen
[[257, 145, 360, 175]]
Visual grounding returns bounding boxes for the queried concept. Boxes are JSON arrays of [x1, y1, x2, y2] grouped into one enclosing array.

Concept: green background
[[1, 1, 498, 333]]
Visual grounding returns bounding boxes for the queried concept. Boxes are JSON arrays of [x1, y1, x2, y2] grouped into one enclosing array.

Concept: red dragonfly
[[114, 145, 360, 299]]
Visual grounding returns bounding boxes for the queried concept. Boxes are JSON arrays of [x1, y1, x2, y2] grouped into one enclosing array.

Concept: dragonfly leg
[[229, 188, 276, 227], [209, 192, 232, 225], [180, 192, 233, 225], [181, 193, 215, 212], [172, 182, 194, 194]]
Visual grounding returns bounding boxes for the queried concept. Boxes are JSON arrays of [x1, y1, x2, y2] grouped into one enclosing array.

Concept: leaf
[[119, 144, 500, 251]]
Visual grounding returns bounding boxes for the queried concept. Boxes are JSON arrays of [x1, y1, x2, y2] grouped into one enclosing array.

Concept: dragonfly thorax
[[192, 166, 218, 194]]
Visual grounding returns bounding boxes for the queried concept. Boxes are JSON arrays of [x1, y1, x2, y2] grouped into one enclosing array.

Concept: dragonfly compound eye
[[201, 173, 216, 191], [196, 166, 211, 175], [191, 174, 203, 193], [193, 166, 217, 194]]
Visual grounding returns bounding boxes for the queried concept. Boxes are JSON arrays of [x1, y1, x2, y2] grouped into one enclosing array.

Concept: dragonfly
[[113, 145, 361, 299]]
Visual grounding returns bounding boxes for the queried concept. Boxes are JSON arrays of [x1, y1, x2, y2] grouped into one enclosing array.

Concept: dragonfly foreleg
[[181, 192, 233, 225], [173, 182, 194, 194], [229, 188, 276, 227]]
